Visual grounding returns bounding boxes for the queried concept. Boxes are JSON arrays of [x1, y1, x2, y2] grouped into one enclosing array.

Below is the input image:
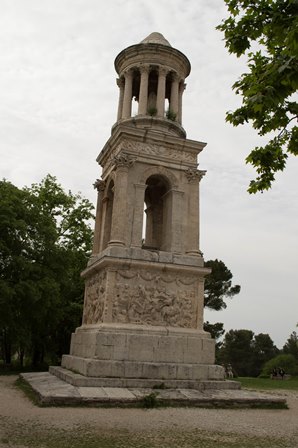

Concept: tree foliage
[[261, 353, 298, 376], [218, 329, 278, 376], [203, 259, 240, 349], [204, 259, 241, 311], [283, 331, 298, 359], [0, 175, 94, 366], [218, 0, 298, 193]]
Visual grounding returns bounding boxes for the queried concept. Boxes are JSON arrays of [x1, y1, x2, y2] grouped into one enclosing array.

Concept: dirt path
[[0, 375, 297, 447]]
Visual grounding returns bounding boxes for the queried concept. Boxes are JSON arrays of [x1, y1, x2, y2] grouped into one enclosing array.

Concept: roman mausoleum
[[56, 32, 226, 387]]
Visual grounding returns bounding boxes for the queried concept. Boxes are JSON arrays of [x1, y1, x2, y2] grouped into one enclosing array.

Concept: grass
[[15, 377, 41, 406], [237, 376, 298, 391]]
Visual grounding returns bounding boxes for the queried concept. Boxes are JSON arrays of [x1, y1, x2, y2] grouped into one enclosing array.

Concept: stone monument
[[55, 32, 226, 388]]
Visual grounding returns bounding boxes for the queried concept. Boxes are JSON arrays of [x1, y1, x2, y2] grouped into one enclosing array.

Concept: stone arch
[[140, 165, 179, 189], [141, 167, 179, 252], [103, 172, 116, 197]]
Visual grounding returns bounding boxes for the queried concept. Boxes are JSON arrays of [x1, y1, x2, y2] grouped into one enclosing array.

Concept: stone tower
[[60, 32, 225, 387]]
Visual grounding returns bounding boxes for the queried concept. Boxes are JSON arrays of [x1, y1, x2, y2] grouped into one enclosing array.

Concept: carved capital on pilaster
[[93, 179, 106, 191], [185, 168, 206, 183], [112, 152, 135, 169]]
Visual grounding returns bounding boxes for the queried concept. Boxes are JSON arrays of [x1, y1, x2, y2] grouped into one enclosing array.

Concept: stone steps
[[20, 371, 287, 408]]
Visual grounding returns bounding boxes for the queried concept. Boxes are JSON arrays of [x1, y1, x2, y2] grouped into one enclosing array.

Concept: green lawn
[[237, 376, 298, 390]]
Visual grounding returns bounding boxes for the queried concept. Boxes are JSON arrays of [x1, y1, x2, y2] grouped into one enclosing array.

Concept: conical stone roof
[[140, 32, 171, 47]]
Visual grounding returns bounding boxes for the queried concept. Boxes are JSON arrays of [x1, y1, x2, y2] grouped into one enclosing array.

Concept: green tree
[[218, 0, 298, 193], [203, 259, 240, 348], [204, 259, 241, 311], [283, 331, 298, 360], [0, 175, 94, 366], [218, 329, 255, 376], [218, 329, 278, 376], [252, 333, 279, 376]]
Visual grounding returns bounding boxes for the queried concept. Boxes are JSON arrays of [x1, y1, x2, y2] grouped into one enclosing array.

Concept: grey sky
[[1, 0, 297, 348]]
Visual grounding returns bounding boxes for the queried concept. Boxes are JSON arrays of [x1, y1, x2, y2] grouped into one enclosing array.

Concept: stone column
[[108, 154, 134, 247], [131, 183, 147, 247], [92, 179, 106, 254], [156, 67, 167, 117], [99, 195, 109, 251], [170, 72, 179, 118], [184, 168, 206, 256], [122, 70, 133, 119], [138, 66, 149, 115], [178, 81, 185, 124], [116, 77, 125, 121]]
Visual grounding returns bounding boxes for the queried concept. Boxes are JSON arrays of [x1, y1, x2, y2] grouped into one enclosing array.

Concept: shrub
[[261, 354, 298, 376]]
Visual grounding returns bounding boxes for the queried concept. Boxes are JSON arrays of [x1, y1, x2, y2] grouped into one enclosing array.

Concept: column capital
[[93, 179, 106, 191], [123, 69, 134, 79], [158, 66, 168, 77], [171, 71, 180, 82], [179, 81, 186, 92], [139, 64, 150, 74], [116, 77, 125, 88], [113, 152, 135, 169], [185, 168, 206, 183]]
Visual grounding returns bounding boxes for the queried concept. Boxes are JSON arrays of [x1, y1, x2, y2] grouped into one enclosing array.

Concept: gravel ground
[[0, 375, 297, 447]]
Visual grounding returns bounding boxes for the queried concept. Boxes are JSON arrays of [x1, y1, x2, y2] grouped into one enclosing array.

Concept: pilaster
[[92, 179, 106, 254]]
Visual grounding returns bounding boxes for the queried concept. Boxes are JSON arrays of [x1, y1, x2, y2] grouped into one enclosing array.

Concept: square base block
[[61, 324, 225, 383]]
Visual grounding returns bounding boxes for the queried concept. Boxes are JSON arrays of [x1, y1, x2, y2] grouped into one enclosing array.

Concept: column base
[[108, 240, 125, 247]]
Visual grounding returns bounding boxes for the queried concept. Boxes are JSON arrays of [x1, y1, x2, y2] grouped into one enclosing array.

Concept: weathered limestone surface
[[57, 32, 227, 388], [21, 372, 287, 408]]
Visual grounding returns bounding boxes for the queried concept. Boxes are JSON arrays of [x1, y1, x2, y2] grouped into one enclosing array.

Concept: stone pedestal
[[60, 247, 225, 386]]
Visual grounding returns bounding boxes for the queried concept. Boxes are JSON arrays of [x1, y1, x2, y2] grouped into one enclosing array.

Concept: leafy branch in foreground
[[218, 0, 298, 193]]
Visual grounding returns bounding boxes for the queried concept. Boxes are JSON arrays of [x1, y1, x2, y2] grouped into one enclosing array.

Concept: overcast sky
[[1, 0, 297, 348]]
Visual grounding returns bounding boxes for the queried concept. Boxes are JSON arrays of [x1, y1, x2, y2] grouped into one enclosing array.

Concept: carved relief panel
[[112, 269, 199, 329], [82, 271, 107, 325]]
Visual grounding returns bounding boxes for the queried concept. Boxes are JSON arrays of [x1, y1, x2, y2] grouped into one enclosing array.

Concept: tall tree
[[219, 329, 279, 376], [0, 176, 94, 366], [218, 0, 298, 193], [203, 259, 240, 346], [219, 329, 255, 376], [252, 332, 279, 376], [204, 259, 241, 311], [283, 331, 298, 360]]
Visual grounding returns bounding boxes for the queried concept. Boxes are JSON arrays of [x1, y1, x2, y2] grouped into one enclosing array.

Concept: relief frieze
[[112, 269, 197, 328], [102, 140, 196, 173], [82, 271, 106, 325]]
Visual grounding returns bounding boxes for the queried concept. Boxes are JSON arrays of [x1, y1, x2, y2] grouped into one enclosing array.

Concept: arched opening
[[102, 180, 114, 249], [143, 175, 171, 251]]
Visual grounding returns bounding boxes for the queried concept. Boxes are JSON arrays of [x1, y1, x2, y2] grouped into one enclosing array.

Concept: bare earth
[[0, 375, 297, 447]]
